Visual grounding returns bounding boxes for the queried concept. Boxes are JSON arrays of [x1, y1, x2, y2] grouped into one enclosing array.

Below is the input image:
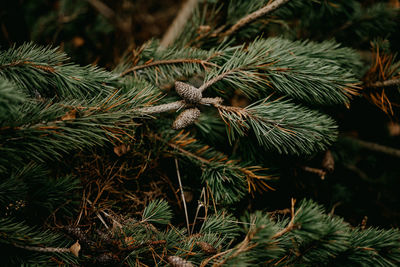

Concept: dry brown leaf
[[69, 240, 81, 257]]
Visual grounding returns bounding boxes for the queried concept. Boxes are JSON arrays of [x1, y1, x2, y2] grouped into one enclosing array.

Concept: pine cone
[[196, 241, 217, 254], [322, 150, 335, 173], [172, 108, 201, 130], [166, 256, 194, 267], [64, 226, 95, 247], [175, 81, 202, 103]]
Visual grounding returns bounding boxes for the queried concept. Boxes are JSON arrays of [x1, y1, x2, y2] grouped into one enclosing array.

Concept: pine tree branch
[[300, 166, 327, 180], [367, 78, 400, 88], [134, 97, 223, 115], [220, 0, 292, 38], [135, 100, 187, 115], [85, 0, 115, 20], [213, 97, 338, 155], [153, 131, 273, 203], [0, 60, 56, 72], [13, 243, 70, 253], [200, 249, 232, 267], [120, 58, 218, 77], [198, 70, 235, 92], [349, 137, 400, 158], [159, 0, 199, 48], [272, 198, 297, 239]]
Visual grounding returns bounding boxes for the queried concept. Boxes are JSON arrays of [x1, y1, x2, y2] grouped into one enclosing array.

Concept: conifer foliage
[[1, 0, 400, 266]]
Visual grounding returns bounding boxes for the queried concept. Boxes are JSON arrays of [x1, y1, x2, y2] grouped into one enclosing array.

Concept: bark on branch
[[220, 0, 292, 38], [134, 97, 223, 115], [368, 78, 400, 88]]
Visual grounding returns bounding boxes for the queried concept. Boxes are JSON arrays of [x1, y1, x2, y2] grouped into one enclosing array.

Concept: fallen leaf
[[69, 240, 81, 257]]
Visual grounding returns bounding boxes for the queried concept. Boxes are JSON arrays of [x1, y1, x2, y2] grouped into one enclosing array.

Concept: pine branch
[[159, 0, 199, 48], [201, 38, 361, 104], [0, 80, 161, 170], [221, 0, 292, 39], [120, 58, 218, 77], [300, 166, 327, 180], [0, 218, 78, 265], [86, 0, 115, 20], [0, 79, 26, 121], [368, 78, 400, 88], [198, 71, 234, 92], [214, 97, 338, 155], [153, 131, 274, 203], [0, 43, 117, 99], [141, 199, 172, 225], [271, 198, 296, 239], [134, 97, 222, 115], [117, 41, 219, 86], [348, 137, 400, 158]]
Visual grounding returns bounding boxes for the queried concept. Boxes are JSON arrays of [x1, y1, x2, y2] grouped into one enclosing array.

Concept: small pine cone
[[172, 108, 201, 130], [175, 81, 202, 103], [196, 241, 217, 254], [166, 256, 194, 267], [322, 150, 335, 173], [64, 226, 95, 247]]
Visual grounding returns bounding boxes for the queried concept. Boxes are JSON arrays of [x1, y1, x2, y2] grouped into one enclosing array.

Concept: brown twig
[[198, 71, 234, 92], [0, 60, 56, 72], [300, 166, 327, 180], [175, 158, 191, 234], [202, 199, 296, 266], [13, 243, 70, 253], [134, 97, 223, 115], [349, 137, 400, 158], [212, 235, 258, 267], [159, 0, 199, 48], [85, 0, 115, 20], [329, 202, 342, 216], [220, 0, 292, 39], [367, 78, 400, 88], [120, 58, 218, 77], [272, 198, 297, 239], [135, 100, 187, 115], [200, 249, 231, 267]]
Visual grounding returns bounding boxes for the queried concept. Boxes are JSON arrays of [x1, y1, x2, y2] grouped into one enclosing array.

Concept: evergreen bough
[[1, 0, 399, 265]]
